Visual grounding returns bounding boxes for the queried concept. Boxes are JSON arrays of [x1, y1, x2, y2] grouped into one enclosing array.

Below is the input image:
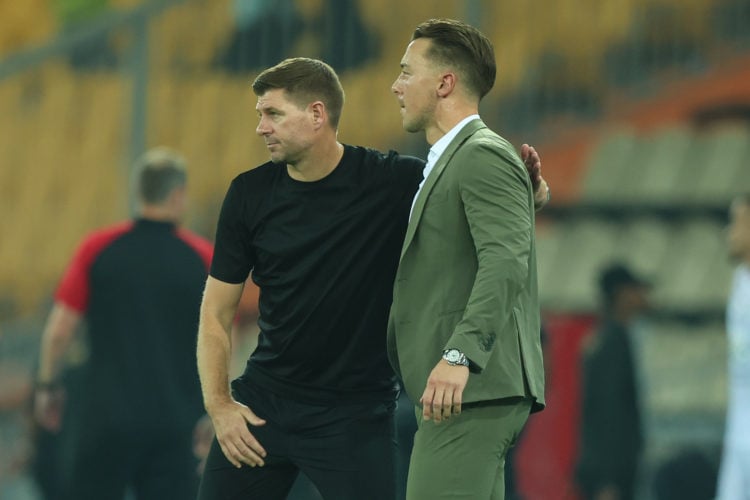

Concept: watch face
[[444, 349, 460, 362]]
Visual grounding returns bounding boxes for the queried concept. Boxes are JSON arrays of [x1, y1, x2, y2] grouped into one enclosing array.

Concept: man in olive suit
[[388, 18, 546, 500]]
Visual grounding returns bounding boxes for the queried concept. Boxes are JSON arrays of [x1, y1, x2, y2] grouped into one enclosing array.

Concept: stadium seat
[[580, 127, 638, 203], [539, 218, 622, 310], [624, 126, 693, 205], [692, 125, 750, 205], [654, 219, 727, 311]]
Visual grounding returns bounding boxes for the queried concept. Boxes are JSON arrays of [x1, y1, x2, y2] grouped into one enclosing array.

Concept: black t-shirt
[[211, 145, 423, 403], [57, 219, 213, 433]]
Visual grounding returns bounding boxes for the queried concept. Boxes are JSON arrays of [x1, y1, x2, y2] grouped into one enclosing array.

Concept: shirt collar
[[428, 114, 480, 165]]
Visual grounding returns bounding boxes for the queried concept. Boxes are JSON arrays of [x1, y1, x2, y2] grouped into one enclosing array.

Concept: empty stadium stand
[[0, 0, 747, 317]]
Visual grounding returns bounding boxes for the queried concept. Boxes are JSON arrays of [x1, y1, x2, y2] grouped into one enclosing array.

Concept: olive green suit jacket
[[387, 119, 545, 411]]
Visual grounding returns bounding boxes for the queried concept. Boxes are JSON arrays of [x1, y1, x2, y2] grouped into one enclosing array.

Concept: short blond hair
[[134, 147, 187, 204]]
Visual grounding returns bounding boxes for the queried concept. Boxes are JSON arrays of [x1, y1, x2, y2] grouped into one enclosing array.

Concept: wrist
[[442, 348, 470, 367], [35, 380, 62, 391], [534, 182, 550, 209], [204, 394, 233, 414]]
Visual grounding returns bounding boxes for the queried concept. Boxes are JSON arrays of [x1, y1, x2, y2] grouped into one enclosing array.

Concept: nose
[[391, 79, 401, 95], [256, 116, 270, 136]]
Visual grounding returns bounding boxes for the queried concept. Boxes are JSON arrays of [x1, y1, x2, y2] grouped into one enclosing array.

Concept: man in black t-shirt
[[197, 57, 548, 500]]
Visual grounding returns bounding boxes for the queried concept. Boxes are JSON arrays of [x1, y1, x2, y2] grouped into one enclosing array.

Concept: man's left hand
[[420, 360, 469, 423]]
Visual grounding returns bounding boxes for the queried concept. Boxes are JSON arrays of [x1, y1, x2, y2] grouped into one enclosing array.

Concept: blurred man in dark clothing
[[34, 148, 213, 500], [576, 262, 651, 500]]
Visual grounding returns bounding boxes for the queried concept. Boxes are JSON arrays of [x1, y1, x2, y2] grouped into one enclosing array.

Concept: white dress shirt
[[409, 114, 480, 220]]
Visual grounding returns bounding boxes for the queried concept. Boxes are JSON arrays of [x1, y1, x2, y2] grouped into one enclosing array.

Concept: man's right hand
[[520, 143, 550, 210], [34, 386, 65, 432], [208, 399, 268, 468]]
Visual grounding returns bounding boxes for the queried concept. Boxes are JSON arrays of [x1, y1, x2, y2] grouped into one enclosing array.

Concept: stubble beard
[[402, 112, 428, 134], [269, 151, 286, 165], [402, 98, 436, 134]]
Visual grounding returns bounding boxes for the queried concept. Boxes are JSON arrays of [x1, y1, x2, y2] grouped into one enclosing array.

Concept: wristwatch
[[442, 348, 469, 367]]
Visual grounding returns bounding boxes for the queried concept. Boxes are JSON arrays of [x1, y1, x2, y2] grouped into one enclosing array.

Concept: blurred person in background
[[196, 57, 549, 500], [215, 0, 376, 74], [215, 0, 303, 73], [34, 148, 213, 500], [55, 0, 118, 70], [388, 18, 546, 499], [717, 193, 750, 500], [316, 0, 378, 72], [576, 262, 651, 500], [652, 447, 717, 500]]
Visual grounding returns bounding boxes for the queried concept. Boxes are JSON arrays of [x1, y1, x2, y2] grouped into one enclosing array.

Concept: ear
[[310, 101, 326, 129], [436, 72, 457, 98]]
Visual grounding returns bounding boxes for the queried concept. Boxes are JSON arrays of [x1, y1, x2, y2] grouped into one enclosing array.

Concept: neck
[[287, 134, 344, 182], [425, 99, 479, 145], [139, 205, 179, 224], [610, 306, 636, 327]]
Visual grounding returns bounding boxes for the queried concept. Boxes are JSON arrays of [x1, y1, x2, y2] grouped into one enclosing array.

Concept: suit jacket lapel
[[400, 119, 487, 261]]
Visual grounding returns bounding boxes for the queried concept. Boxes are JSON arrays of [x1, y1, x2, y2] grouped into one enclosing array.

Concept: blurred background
[[1, 0, 749, 498]]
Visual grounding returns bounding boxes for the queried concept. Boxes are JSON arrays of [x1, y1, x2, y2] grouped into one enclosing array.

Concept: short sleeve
[[176, 229, 213, 270], [210, 177, 255, 284], [55, 222, 132, 312], [389, 151, 425, 195], [55, 243, 93, 313]]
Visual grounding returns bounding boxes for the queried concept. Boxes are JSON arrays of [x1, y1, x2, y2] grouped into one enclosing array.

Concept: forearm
[[196, 277, 244, 414], [197, 316, 234, 413], [38, 335, 67, 385], [37, 303, 80, 384], [449, 256, 526, 367]]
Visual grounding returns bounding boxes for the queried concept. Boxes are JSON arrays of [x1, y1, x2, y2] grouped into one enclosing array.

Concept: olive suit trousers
[[406, 398, 532, 500]]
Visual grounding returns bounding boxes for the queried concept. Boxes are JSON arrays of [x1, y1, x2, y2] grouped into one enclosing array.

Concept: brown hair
[[412, 18, 496, 100], [252, 57, 345, 128]]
